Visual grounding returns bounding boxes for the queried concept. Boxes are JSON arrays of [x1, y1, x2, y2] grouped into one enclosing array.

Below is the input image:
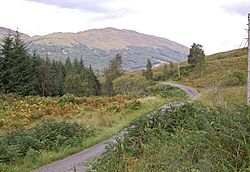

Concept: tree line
[[0, 31, 205, 97], [0, 32, 101, 97]]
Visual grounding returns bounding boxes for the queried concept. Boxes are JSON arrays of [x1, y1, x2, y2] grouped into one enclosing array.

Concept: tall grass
[[91, 102, 250, 171]]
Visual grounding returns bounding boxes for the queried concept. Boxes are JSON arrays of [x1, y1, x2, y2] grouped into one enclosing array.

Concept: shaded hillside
[[0, 27, 188, 70]]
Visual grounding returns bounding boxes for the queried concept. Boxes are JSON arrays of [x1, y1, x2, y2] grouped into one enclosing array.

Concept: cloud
[[223, 1, 250, 16], [25, 0, 112, 13], [24, 0, 131, 21]]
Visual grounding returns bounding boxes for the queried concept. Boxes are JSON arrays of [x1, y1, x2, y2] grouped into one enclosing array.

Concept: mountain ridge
[[0, 26, 189, 70]]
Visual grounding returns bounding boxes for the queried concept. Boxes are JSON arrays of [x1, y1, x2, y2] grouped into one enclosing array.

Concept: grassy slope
[[0, 95, 165, 172], [166, 48, 247, 107], [92, 48, 249, 172]]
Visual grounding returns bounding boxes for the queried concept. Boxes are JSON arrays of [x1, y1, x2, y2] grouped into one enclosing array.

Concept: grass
[[92, 102, 250, 172], [153, 48, 248, 107], [0, 83, 189, 172], [90, 48, 249, 172], [3, 99, 164, 172]]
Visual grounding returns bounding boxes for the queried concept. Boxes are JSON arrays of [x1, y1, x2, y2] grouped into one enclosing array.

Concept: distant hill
[[0, 26, 189, 70]]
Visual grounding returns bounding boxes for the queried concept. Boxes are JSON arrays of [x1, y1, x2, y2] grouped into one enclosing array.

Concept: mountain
[[0, 27, 30, 40], [0, 27, 189, 70]]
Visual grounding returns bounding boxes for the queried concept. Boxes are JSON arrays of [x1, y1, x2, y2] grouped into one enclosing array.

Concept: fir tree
[[143, 58, 153, 80], [0, 34, 14, 93], [13, 32, 36, 95], [65, 56, 72, 75], [87, 65, 101, 96]]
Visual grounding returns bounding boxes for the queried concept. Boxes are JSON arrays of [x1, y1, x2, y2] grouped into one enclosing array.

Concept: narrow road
[[163, 82, 199, 100], [34, 83, 198, 172]]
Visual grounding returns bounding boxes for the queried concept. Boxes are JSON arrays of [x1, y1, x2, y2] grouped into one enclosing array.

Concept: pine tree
[[30, 51, 42, 95], [87, 65, 101, 96], [0, 34, 14, 93], [13, 32, 36, 95]]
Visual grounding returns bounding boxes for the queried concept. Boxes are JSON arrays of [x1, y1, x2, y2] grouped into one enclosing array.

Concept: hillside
[[90, 48, 249, 172], [0, 27, 188, 70], [154, 48, 248, 107]]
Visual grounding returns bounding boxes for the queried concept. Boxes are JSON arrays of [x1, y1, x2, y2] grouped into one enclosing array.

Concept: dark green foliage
[[0, 33, 37, 95], [219, 71, 247, 87], [104, 53, 123, 81], [64, 74, 88, 96], [37, 57, 52, 96], [102, 78, 114, 96], [64, 60, 101, 96], [113, 75, 147, 96], [86, 65, 101, 96], [103, 53, 123, 96], [0, 120, 93, 163], [124, 100, 141, 110], [143, 59, 153, 80], [0, 34, 13, 93], [188, 43, 206, 77], [147, 84, 188, 100], [0, 33, 101, 97], [92, 103, 250, 171]]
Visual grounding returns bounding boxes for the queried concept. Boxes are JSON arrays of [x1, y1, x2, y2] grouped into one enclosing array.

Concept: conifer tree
[[103, 53, 123, 95], [38, 57, 52, 96], [65, 56, 72, 75], [143, 58, 153, 80], [0, 32, 36, 95], [87, 65, 101, 96], [0, 34, 13, 93], [13, 32, 36, 95]]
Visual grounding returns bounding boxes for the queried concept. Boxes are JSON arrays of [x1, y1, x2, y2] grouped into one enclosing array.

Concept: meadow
[[0, 83, 187, 172]]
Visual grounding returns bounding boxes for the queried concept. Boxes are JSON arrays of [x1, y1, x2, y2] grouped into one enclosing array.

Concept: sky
[[0, 0, 249, 54]]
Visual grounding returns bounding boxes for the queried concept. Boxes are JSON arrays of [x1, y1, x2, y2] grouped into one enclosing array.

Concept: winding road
[[33, 82, 199, 172], [163, 82, 199, 100]]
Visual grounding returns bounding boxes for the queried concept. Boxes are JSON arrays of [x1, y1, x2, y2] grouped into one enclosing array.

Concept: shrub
[[0, 120, 93, 163], [124, 100, 141, 110], [153, 72, 165, 81], [219, 71, 246, 87], [58, 94, 86, 107], [113, 75, 147, 96], [92, 103, 250, 171]]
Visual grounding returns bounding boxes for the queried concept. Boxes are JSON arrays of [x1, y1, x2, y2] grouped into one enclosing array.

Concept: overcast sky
[[0, 0, 249, 54]]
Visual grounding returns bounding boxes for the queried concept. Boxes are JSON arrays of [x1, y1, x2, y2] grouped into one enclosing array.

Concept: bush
[[0, 120, 93, 163], [153, 72, 165, 81], [58, 94, 86, 107], [113, 75, 147, 96], [219, 71, 246, 87], [92, 103, 250, 171], [124, 100, 141, 110], [146, 84, 188, 100]]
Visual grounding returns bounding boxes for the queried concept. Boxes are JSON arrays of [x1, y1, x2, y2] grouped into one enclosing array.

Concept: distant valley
[[0, 27, 188, 70]]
